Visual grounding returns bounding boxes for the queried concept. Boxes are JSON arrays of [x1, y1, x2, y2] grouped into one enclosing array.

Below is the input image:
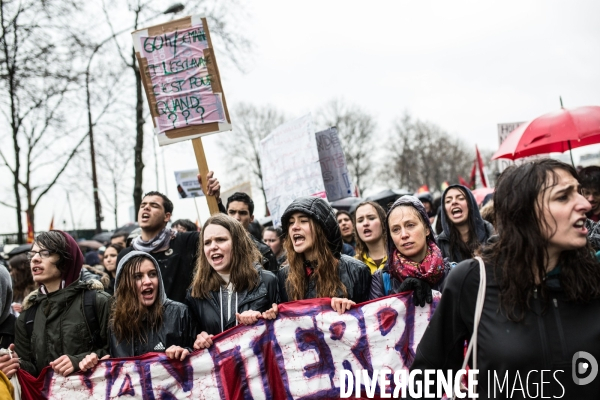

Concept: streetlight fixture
[[86, 3, 185, 233]]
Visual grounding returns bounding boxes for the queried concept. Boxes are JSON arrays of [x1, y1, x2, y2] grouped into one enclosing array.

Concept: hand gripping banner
[[16, 292, 440, 399]]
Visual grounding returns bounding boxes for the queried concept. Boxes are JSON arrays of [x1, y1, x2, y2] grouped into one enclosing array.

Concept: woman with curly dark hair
[[437, 184, 494, 263], [409, 159, 600, 399]]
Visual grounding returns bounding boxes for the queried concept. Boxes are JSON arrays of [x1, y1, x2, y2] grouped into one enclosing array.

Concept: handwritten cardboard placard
[[260, 115, 327, 227], [316, 127, 354, 202], [132, 15, 232, 146]]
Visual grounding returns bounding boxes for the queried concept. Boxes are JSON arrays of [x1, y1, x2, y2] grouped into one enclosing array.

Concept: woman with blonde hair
[[187, 214, 279, 350], [275, 197, 371, 315], [353, 201, 388, 274]]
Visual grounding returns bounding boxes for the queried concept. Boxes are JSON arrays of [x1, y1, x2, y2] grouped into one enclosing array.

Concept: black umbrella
[[7, 243, 32, 258], [114, 222, 140, 235], [330, 197, 364, 213], [365, 189, 412, 211], [92, 231, 113, 244]]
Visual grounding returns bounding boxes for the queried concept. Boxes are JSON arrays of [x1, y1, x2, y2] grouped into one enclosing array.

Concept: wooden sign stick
[[192, 137, 220, 215]]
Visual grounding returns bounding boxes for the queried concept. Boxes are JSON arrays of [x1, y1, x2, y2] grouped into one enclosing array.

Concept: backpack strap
[[382, 272, 391, 296], [25, 302, 40, 340], [83, 289, 103, 349]]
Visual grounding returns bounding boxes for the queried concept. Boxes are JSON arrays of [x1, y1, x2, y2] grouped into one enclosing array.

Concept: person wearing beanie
[[78, 252, 196, 371], [13, 231, 111, 377], [369, 196, 451, 306], [437, 184, 495, 263], [272, 197, 371, 316]]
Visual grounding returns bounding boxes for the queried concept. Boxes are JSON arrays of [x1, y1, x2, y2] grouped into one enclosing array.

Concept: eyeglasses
[[26, 250, 53, 260]]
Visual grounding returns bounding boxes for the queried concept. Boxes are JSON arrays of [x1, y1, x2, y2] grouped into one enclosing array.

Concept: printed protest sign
[[260, 115, 327, 227], [174, 169, 204, 198], [316, 127, 354, 202], [18, 292, 440, 399], [132, 15, 232, 146]]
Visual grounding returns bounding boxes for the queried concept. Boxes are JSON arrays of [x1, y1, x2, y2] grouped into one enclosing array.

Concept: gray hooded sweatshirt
[[110, 251, 195, 357]]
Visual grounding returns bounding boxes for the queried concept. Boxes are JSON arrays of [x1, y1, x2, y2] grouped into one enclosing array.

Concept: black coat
[[251, 235, 279, 273], [109, 299, 196, 358], [409, 258, 600, 399], [0, 313, 16, 349], [185, 269, 279, 335], [118, 232, 200, 304], [277, 255, 372, 304], [436, 220, 494, 264]]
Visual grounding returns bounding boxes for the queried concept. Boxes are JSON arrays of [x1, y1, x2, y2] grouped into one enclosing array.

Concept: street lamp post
[[86, 3, 184, 233]]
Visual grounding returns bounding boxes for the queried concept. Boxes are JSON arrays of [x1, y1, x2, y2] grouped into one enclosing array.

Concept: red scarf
[[389, 241, 445, 285]]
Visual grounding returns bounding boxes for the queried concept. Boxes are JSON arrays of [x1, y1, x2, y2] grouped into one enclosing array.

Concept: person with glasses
[[12, 231, 111, 377]]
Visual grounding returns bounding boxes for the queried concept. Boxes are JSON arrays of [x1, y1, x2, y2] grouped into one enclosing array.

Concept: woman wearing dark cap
[[437, 184, 494, 263], [369, 196, 451, 306], [13, 231, 111, 377], [273, 197, 371, 315]]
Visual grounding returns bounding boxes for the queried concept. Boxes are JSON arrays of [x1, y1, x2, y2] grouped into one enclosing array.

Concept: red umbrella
[[492, 105, 600, 164]]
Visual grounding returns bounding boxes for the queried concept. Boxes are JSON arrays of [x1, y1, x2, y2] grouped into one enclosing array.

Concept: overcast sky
[[2, 0, 600, 235]]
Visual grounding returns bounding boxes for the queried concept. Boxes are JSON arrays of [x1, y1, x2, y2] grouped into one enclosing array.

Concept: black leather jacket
[[277, 255, 372, 304], [409, 258, 600, 399], [185, 269, 279, 335], [109, 299, 196, 358]]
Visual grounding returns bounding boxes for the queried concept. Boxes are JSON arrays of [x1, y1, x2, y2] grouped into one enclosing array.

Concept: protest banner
[[174, 169, 205, 198], [316, 127, 354, 202], [132, 15, 230, 214], [259, 115, 327, 227], [17, 292, 440, 400]]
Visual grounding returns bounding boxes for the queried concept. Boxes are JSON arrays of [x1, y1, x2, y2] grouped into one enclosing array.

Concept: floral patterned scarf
[[389, 241, 445, 285]]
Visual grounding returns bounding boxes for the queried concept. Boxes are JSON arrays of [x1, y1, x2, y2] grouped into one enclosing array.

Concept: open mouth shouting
[[573, 217, 588, 235], [32, 266, 44, 276], [141, 287, 154, 301], [293, 234, 306, 247], [140, 212, 151, 224], [210, 253, 225, 265]]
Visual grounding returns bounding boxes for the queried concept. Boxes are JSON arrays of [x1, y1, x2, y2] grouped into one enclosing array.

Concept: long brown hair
[[190, 214, 261, 298], [444, 186, 480, 260], [482, 159, 600, 321], [353, 201, 388, 260], [110, 255, 163, 343], [8, 253, 37, 302], [283, 217, 347, 300]]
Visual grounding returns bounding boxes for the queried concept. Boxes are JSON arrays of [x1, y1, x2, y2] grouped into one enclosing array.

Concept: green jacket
[[14, 280, 112, 377]]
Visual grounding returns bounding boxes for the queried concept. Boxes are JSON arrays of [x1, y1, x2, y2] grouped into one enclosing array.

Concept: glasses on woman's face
[[27, 250, 53, 260]]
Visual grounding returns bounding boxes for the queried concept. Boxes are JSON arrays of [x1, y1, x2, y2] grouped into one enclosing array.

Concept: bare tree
[[316, 99, 378, 193], [0, 0, 85, 241], [383, 113, 473, 192], [219, 103, 286, 211], [101, 0, 253, 213]]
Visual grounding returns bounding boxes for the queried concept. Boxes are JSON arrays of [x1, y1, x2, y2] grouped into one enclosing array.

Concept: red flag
[[416, 185, 430, 194], [49, 215, 54, 231], [458, 175, 469, 187], [26, 213, 34, 243], [476, 145, 488, 188], [469, 161, 477, 190]]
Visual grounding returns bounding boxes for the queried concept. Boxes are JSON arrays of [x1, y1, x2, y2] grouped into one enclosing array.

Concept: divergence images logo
[[572, 351, 598, 385]]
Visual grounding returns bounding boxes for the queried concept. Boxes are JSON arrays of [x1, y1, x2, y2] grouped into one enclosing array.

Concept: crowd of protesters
[[2, 159, 600, 398]]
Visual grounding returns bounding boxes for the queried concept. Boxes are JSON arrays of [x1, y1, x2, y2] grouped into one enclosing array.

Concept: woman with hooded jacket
[[369, 196, 451, 305], [13, 231, 111, 377], [437, 184, 494, 263], [187, 214, 279, 350], [79, 252, 196, 370], [274, 197, 371, 315], [408, 159, 600, 399]]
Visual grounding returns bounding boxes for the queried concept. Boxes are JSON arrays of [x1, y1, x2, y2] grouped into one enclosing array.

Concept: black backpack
[[24, 289, 103, 348]]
